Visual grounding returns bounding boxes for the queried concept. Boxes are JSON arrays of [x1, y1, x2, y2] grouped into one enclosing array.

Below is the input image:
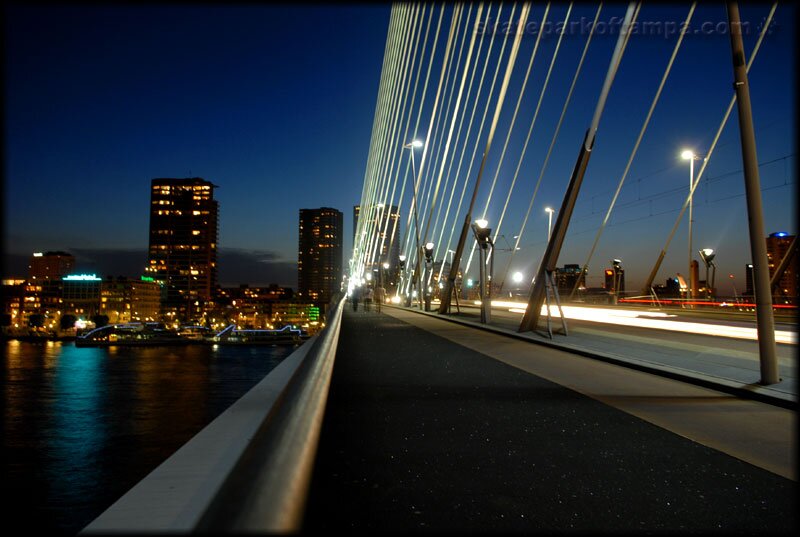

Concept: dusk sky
[[3, 3, 796, 293]]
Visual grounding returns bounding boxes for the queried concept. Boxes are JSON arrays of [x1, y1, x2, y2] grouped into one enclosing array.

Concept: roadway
[[302, 305, 796, 532], [427, 300, 797, 403]]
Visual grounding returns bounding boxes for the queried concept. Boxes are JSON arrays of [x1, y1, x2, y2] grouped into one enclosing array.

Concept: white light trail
[[493, 301, 796, 344]]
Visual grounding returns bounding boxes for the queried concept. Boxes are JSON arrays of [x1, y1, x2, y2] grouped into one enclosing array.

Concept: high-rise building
[[766, 231, 797, 300], [26, 251, 73, 314], [353, 204, 401, 270], [28, 251, 75, 280], [298, 207, 343, 309], [145, 177, 219, 320], [353, 205, 360, 245]]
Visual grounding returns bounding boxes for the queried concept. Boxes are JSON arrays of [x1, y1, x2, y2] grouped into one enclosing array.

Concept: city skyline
[[3, 3, 796, 294]]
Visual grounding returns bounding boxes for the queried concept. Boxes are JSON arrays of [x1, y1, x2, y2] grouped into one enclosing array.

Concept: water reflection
[[2, 341, 295, 534]]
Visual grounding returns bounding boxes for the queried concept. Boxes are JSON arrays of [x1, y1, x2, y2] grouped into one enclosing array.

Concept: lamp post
[[423, 242, 434, 311], [399, 254, 409, 306], [471, 219, 494, 324], [698, 248, 716, 300], [512, 271, 523, 299], [611, 258, 622, 304], [545, 207, 554, 242], [681, 149, 703, 299], [403, 140, 425, 309], [382, 261, 390, 288]]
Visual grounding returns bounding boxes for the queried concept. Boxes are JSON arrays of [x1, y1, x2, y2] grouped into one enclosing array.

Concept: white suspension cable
[[498, 3, 602, 290], [569, 3, 696, 299]]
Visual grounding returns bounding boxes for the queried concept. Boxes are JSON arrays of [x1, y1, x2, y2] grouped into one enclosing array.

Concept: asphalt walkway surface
[[302, 306, 796, 533]]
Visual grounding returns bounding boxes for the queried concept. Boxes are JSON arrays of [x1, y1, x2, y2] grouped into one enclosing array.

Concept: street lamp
[[403, 139, 425, 309], [512, 271, 523, 299], [471, 219, 494, 324], [398, 254, 409, 306], [681, 149, 704, 298], [698, 248, 716, 300], [423, 242, 435, 311], [611, 258, 623, 304], [545, 207, 554, 242]]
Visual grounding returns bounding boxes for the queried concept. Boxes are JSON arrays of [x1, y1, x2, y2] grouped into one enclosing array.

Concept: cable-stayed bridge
[[349, 1, 794, 383], [81, 3, 797, 533]]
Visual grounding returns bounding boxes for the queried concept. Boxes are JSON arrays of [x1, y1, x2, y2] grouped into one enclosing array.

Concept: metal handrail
[[82, 297, 345, 534], [197, 296, 345, 532]]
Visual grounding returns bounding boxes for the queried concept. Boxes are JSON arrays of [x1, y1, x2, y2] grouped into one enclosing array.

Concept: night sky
[[3, 3, 796, 293]]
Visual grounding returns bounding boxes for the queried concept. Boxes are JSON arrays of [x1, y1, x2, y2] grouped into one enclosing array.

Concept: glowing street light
[[422, 242, 435, 311], [698, 248, 717, 300], [681, 149, 704, 298], [402, 139, 425, 308], [545, 207, 554, 241], [471, 219, 494, 324]]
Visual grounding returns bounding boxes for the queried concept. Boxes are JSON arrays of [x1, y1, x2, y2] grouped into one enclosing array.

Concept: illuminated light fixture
[[33, 252, 43, 257], [698, 248, 715, 264], [63, 274, 101, 281], [423, 242, 435, 263], [399, 254, 407, 262], [681, 149, 695, 160], [512, 272, 524, 284], [383, 262, 390, 269], [391, 295, 401, 304], [773, 232, 788, 237], [404, 139, 425, 149], [474, 219, 488, 229]]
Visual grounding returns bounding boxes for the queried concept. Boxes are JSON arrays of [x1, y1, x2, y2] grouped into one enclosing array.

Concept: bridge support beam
[[726, 1, 779, 385], [519, 2, 638, 333]]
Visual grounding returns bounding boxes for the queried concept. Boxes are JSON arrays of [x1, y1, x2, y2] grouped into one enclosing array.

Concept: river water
[[2, 339, 297, 535]]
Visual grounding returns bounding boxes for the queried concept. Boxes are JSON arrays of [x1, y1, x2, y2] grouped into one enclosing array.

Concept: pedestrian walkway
[[302, 307, 796, 532]]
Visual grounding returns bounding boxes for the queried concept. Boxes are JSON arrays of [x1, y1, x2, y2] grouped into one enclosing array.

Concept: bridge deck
[[302, 306, 796, 532]]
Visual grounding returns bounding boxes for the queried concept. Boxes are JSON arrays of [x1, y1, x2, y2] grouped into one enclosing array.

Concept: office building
[[766, 231, 797, 300], [145, 177, 219, 321], [100, 276, 162, 324], [28, 251, 75, 280], [299, 208, 343, 309], [62, 273, 103, 319]]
